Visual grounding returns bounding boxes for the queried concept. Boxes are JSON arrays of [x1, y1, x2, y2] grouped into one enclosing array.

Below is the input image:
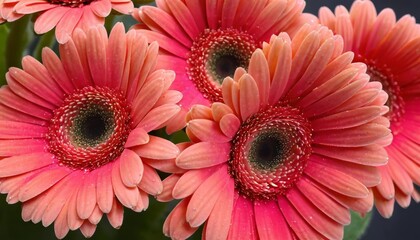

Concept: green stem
[[0, 25, 10, 86], [33, 29, 56, 61], [6, 15, 31, 69]]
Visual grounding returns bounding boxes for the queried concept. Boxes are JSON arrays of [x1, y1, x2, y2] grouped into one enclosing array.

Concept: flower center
[[187, 28, 257, 102], [228, 105, 312, 200], [47, 86, 131, 171], [358, 57, 405, 134], [47, 0, 94, 7]]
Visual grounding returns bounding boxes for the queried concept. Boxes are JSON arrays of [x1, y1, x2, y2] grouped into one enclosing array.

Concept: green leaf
[[6, 15, 33, 69], [0, 24, 9, 86], [344, 211, 372, 240]]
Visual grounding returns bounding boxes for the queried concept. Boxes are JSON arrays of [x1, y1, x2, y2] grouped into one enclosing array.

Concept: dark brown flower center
[[47, 0, 94, 7], [228, 105, 312, 200], [47, 86, 131, 171], [187, 28, 257, 102]]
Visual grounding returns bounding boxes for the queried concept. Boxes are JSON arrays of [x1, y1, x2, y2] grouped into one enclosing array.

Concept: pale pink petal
[[125, 127, 149, 148], [96, 164, 114, 213], [176, 142, 230, 169], [138, 164, 163, 196], [132, 136, 179, 160], [187, 119, 231, 143], [186, 165, 229, 227], [238, 74, 260, 121], [76, 173, 97, 220], [107, 199, 124, 229], [172, 167, 214, 199], [119, 149, 144, 187], [157, 174, 180, 202], [80, 221, 97, 238], [90, 0, 111, 17], [111, 160, 139, 209], [138, 104, 181, 132]]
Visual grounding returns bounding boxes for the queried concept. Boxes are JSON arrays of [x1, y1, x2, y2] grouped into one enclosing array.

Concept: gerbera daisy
[[132, 0, 313, 133], [319, 0, 420, 218], [0, 0, 133, 43], [160, 25, 391, 240], [0, 23, 181, 239]]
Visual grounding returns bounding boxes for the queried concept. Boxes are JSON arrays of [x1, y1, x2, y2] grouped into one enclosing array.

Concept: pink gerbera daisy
[[159, 25, 392, 240], [0, 0, 133, 43], [132, 0, 314, 133], [0, 23, 181, 238], [319, 0, 420, 218]]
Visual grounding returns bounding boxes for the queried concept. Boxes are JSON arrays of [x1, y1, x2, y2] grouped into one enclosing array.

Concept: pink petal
[[239, 74, 260, 121], [86, 26, 108, 87], [59, 38, 90, 88], [111, 161, 139, 209], [166, 0, 200, 39], [219, 113, 241, 139], [138, 104, 181, 132], [131, 78, 164, 126], [125, 127, 149, 148], [313, 144, 388, 166], [68, 189, 84, 230], [138, 163, 163, 196], [186, 165, 229, 227], [172, 167, 213, 199], [132, 136, 179, 160], [157, 174, 180, 202], [106, 23, 127, 89], [227, 194, 259, 239], [140, 6, 192, 47], [248, 49, 270, 106], [313, 123, 391, 147], [0, 96, 49, 125], [41, 173, 78, 227], [119, 149, 144, 187], [96, 164, 114, 213], [77, 173, 97, 220], [90, 0, 111, 17], [176, 142, 230, 169], [254, 200, 293, 240], [55, 8, 83, 44], [107, 199, 124, 229], [286, 187, 343, 239], [0, 120, 48, 139], [0, 152, 54, 177], [278, 196, 325, 240], [187, 119, 231, 143], [305, 160, 369, 198], [80, 221, 97, 238], [19, 166, 73, 202], [164, 198, 197, 239], [41, 48, 75, 94], [34, 7, 70, 34], [53, 198, 71, 239], [296, 178, 350, 225], [6, 71, 56, 109], [88, 206, 103, 225], [206, 177, 235, 240]]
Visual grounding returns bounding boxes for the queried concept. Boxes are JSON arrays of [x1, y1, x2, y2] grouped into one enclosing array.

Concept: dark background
[[305, 1, 420, 240]]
